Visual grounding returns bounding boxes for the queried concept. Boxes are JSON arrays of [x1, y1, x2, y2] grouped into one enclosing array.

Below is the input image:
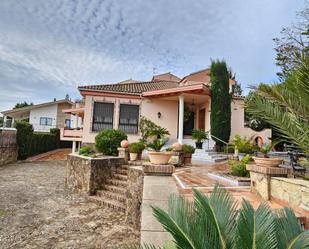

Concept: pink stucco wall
[[231, 98, 271, 143], [81, 94, 271, 145]]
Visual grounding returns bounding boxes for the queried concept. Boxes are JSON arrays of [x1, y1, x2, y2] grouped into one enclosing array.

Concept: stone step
[[96, 190, 126, 203], [106, 178, 128, 187], [116, 168, 128, 175], [120, 164, 129, 170], [88, 196, 126, 212], [104, 184, 126, 195], [113, 173, 128, 181]]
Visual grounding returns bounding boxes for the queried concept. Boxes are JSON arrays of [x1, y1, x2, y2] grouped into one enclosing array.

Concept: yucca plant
[[245, 56, 309, 154], [130, 186, 309, 249]]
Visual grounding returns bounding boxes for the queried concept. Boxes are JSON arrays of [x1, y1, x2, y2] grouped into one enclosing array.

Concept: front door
[[183, 111, 194, 135], [198, 108, 205, 131]]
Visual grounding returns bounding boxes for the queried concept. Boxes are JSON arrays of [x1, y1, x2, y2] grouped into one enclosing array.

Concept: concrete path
[[140, 176, 178, 246]]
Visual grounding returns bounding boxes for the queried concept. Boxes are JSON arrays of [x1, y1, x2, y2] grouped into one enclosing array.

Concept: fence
[[0, 128, 17, 166]]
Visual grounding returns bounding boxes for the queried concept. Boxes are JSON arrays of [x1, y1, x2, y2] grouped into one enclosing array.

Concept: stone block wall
[[125, 166, 144, 229], [271, 178, 309, 212], [65, 154, 124, 195], [0, 128, 17, 166]]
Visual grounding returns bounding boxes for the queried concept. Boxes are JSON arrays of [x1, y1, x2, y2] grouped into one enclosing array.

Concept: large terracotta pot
[[148, 151, 173, 165], [130, 153, 138, 161], [253, 157, 283, 167]]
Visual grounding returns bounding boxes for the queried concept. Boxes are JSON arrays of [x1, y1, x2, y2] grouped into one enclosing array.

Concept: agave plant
[[245, 56, 309, 154], [131, 186, 309, 249]]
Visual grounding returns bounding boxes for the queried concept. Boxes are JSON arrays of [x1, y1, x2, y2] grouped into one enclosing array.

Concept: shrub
[[229, 155, 252, 177], [27, 132, 59, 157], [95, 129, 127, 156], [16, 121, 33, 159], [182, 144, 195, 154], [129, 142, 144, 153], [192, 129, 208, 142], [233, 135, 255, 154], [139, 116, 170, 140], [79, 146, 92, 156]]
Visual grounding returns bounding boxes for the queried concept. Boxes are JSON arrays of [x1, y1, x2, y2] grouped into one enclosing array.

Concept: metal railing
[[206, 130, 229, 154]]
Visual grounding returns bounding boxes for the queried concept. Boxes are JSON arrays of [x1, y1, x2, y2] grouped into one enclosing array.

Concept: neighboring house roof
[[152, 72, 181, 82], [117, 79, 141, 84], [1, 99, 74, 116], [78, 81, 180, 95]]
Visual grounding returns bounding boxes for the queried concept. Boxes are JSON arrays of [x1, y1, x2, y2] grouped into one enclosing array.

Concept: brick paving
[[26, 148, 71, 161], [0, 161, 139, 249]]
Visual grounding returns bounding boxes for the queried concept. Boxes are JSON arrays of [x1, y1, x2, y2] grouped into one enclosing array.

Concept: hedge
[[16, 121, 71, 159]]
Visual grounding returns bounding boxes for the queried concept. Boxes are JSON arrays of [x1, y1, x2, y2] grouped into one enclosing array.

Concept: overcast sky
[[0, 0, 305, 111]]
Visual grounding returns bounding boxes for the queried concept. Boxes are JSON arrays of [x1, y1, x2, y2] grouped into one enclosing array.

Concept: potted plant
[[136, 140, 146, 160], [192, 129, 208, 149], [128, 142, 141, 161], [182, 144, 195, 164], [253, 142, 283, 167], [233, 135, 254, 160], [147, 138, 173, 165]]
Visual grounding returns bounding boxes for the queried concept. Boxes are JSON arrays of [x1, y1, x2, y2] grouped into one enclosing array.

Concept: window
[[65, 119, 71, 128], [40, 117, 53, 126], [119, 104, 139, 134], [92, 102, 114, 132]]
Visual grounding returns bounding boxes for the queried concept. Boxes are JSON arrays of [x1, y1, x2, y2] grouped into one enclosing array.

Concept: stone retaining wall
[[125, 166, 144, 229], [271, 178, 309, 212], [0, 128, 17, 166], [65, 154, 124, 195]]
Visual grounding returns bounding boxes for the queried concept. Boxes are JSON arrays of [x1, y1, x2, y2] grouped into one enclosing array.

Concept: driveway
[[0, 161, 139, 249]]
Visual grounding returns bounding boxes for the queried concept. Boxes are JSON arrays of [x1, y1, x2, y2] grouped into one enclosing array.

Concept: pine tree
[[210, 60, 231, 150]]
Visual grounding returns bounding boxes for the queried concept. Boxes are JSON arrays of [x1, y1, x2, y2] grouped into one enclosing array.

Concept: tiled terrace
[[173, 163, 308, 228]]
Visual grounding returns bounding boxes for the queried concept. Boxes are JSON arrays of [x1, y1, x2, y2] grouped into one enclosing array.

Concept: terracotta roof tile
[[78, 81, 179, 95]]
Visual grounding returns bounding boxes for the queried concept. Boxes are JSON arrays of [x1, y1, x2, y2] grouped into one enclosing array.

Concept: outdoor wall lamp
[[157, 112, 162, 119]]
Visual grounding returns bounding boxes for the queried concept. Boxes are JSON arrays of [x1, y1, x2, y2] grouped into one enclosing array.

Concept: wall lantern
[[157, 112, 162, 119]]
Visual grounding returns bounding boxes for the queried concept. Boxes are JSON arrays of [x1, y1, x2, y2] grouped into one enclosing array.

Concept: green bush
[[79, 146, 92, 156], [229, 155, 252, 177], [129, 142, 145, 153], [233, 135, 255, 154], [139, 116, 170, 140], [182, 144, 195, 154], [16, 121, 33, 159], [27, 132, 59, 157], [95, 129, 127, 156]]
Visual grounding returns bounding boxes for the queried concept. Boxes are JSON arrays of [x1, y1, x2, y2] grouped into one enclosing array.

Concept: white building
[[1, 99, 74, 132]]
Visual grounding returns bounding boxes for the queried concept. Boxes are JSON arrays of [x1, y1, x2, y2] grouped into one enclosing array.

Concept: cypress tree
[[210, 60, 231, 150]]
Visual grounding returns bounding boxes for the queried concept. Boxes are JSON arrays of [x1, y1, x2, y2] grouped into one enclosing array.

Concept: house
[[61, 69, 271, 153], [1, 99, 74, 132]]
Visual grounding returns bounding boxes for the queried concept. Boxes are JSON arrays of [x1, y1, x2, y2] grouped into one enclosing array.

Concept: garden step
[[116, 168, 128, 175], [88, 196, 126, 212], [104, 185, 126, 195], [96, 190, 126, 203], [106, 179, 128, 187], [120, 164, 129, 170], [113, 173, 128, 181]]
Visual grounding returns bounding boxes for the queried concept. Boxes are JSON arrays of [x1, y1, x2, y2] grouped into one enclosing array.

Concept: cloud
[[0, 0, 305, 111]]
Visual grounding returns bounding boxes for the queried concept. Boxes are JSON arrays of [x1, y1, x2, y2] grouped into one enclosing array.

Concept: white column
[[178, 95, 184, 144], [3, 116, 7, 128], [74, 114, 78, 129], [207, 100, 211, 132], [72, 141, 76, 153], [11, 117, 15, 128]]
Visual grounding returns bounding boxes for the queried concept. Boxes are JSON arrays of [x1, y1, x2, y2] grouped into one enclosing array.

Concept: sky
[[0, 0, 306, 112]]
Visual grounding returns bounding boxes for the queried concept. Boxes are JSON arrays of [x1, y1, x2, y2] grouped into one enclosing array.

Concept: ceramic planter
[[253, 157, 283, 167], [148, 151, 173, 165], [183, 153, 192, 164], [130, 153, 138, 161], [195, 141, 203, 149]]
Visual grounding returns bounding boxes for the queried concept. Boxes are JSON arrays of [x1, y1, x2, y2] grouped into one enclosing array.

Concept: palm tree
[[131, 187, 309, 249], [245, 56, 309, 154]]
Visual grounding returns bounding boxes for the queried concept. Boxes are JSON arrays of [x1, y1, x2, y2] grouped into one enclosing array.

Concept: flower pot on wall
[[252, 157, 283, 167], [148, 151, 173, 165], [195, 141, 203, 149], [130, 153, 138, 161]]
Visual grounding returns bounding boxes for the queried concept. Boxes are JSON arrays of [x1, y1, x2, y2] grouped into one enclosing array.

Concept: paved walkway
[[0, 161, 139, 249], [26, 148, 71, 162], [140, 176, 178, 246]]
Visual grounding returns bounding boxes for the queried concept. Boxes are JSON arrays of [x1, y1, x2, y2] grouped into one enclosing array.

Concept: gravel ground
[[0, 161, 139, 249]]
